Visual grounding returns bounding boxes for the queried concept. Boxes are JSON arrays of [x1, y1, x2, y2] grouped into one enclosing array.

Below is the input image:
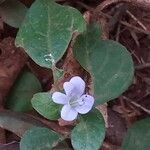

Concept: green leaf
[[31, 92, 61, 120], [73, 24, 134, 105], [0, 0, 27, 28], [121, 118, 150, 150], [15, 0, 86, 68], [71, 109, 105, 150], [20, 127, 61, 150], [0, 110, 45, 137], [6, 70, 42, 112]]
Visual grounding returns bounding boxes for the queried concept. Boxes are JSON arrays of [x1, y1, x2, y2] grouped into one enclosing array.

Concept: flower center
[[69, 97, 85, 107]]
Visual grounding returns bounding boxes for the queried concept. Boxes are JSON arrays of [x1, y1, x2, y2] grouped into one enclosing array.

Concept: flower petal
[[63, 82, 75, 97], [63, 76, 85, 98], [52, 92, 69, 104], [74, 94, 94, 114], [70, 76, 85, 96], [61, 104, 78, 121]]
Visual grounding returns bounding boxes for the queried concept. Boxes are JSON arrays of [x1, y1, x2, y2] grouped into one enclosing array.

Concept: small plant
[[2, 0, 149, 150], [14, 0, 134, 149]]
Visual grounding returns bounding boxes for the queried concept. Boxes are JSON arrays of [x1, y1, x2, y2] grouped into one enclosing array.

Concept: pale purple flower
[[52, 76, 94, 121]]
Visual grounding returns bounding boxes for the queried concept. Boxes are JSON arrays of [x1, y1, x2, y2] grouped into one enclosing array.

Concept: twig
[[99, 11, 150, 35], [95, 0, 150, 12], [130, 30, 140, 47], [123, 96, 150, 114], [116, 23, 121, 41], [1, 141, 19, 146], [94, 0, 150, 36], [108, 3, 127, 32], [76, 1, 150, 35], [135, 63, 150, 70], [0, 141, 19, 150], [121, 21, 150, 35], [126, 10, 148, 31], [130, 50, 142, 63]]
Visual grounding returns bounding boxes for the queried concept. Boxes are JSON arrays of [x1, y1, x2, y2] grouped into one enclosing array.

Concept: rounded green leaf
[[31, 92, 61, 120], [6, 70, 42, 112], [20, 127, 61, 150], [15, 0, 86, 68], [73, 24, 134, 105], [121, 118, 150, 150], [0, 0, 27, 28], [71, 109, 105, 150]]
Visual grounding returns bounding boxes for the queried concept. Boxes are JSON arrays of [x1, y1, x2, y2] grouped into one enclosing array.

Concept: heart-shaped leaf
[[121, 118, 150, 150], [20, 127, 61, 150], [0, 110, 45, 137], [0, 0, 27, 28], [15, 0, 86, 68], [71, 109, 105, 150], [73, 24, 134, 105], [31, 92, 61, 120], [6, 70, 42, 112]]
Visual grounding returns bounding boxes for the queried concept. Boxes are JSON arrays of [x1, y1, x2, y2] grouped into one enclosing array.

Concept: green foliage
[[71, 109, 105, 150], [15, 0, 86, 68], [3, 0, 136, 149], [0, 0, 27, 28], [6, 70, 42, 112], [20, 127, 61, 150], [73, 24, 134, 105], [121, 118, 150, 150], [31, 92, 61, 120], [0, 111, 45, 137]]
